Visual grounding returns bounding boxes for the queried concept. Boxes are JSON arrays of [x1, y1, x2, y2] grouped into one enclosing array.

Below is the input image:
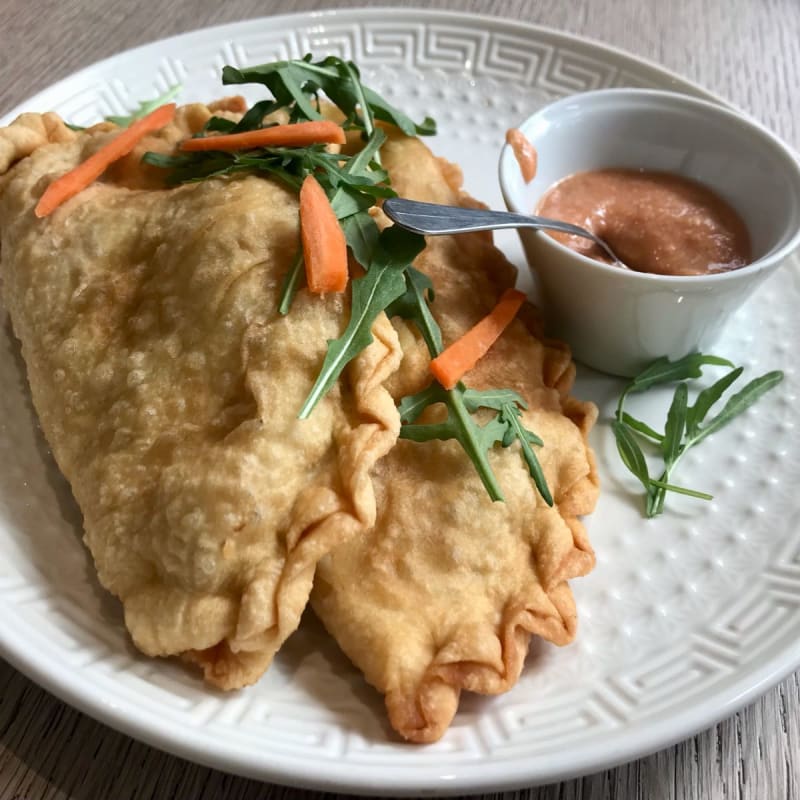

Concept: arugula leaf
[[629, 353, 735, 391], [661, 382, 688, 464], [692, 370, 784, 444], [620, 412, 664, 443], [611, 419, 652, 494], [278, 249, 304, 316], [399, 382, 552, 505], [397, 386, 507, 502], [220, 63, 318, 122], [462, 387, 527, 413], [616, 353, 734, 417], [222, 57, 436, 136], [614, 354, 783, 518], [329, 188, 374, 220], [386, 266, 443, 355], [648, 382, 689, 515], [297, 227, 424, 419], [398, 383, 447, 424], [298, 262, 407, 419], [341, 212, 379, 268], [142, 149, 262, 184], [359, 83, 436, 136], [105, 85, 182, 127], [205, 99, 281, 135], [330, 130, 390, 219], [67, 85, 183, 131], [339, 58, 375, 137], [647, 480, 713, 501], [500, 401, 552, 504], [685, 366, 744, 436], [371, 225, 428, 269]]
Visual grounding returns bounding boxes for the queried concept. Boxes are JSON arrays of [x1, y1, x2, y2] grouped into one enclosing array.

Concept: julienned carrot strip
[[179, 120, 346, 152], [430, 288, 527, 389], [34, 103, 177, 218], [300, 174, 348, 294]]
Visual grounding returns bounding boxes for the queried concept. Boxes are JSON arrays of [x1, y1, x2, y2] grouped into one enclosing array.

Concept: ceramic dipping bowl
[[499, 88, 800, 376]]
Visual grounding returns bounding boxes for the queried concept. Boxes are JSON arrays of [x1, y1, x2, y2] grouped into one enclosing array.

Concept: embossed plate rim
[[1, 7, 798, 795]]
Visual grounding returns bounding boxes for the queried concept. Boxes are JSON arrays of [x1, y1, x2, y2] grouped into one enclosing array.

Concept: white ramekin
[[499, 89, 800, 377]]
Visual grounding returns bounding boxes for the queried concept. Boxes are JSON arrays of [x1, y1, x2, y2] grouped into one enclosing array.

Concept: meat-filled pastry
[[311, 131, 599, 742], [0, 104, 402, 688]]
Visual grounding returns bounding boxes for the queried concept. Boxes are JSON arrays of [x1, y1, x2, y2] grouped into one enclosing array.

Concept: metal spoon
[[382, 197, 624, 267]]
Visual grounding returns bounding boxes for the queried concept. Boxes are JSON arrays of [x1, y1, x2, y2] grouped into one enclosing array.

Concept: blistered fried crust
[[0, 112, 77, 173], [0, 104, 401, 688], [311, 131, 599, 742]]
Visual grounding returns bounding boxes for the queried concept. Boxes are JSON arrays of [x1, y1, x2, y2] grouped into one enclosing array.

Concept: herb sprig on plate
[[142, 55, 551, 504], [66, 85, 182, 131], [613, 353, 784, 517], [105, 85, 183, 127]]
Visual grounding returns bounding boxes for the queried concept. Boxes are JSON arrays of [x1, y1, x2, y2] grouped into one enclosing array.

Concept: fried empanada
[[0, 98, 598, 742], [0, 105, 401, 688], [311, 131, 599, 742]]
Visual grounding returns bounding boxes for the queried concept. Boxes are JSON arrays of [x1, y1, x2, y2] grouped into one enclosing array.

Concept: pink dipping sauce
[[536, 168, 751, 276]]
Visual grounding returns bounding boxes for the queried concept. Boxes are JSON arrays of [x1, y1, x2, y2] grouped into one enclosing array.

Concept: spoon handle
[[382, 198, 622, 265]]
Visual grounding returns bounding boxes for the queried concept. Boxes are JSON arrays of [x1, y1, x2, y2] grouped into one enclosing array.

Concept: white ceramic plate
[[1, 9, 798, 796]]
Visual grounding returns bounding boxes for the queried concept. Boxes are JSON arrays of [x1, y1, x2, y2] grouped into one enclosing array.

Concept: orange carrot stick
[[430, 288, 527, 389], [35, 103, 177, 218], [179, 120, 346, 152], [299, 174, 348, 294]]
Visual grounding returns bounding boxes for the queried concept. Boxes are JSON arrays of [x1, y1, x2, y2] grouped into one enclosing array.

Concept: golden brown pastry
[[311, 131, 599, 743], [0, 99, 598, 743], [0, 104, 402, 688]]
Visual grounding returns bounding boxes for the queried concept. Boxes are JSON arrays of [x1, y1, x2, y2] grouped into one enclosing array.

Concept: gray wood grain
[[1, 1, 799, 799]]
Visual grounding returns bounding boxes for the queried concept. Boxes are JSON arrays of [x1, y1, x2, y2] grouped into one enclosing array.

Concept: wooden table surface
[[1, 1, 798, 798]]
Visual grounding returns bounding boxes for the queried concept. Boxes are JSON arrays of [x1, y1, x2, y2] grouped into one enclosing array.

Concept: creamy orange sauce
[[506, 128, 538, 183], [536, 168, 751, 275]]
